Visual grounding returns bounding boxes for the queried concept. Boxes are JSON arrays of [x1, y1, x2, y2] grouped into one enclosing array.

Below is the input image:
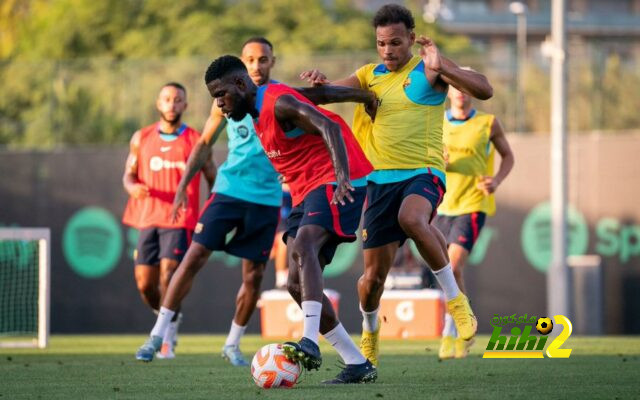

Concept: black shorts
[[433, 212, 487, 252], [362, 173, 445, 249], [285, 183, 366, 264], [193, 193, 280, 262], [135, 227, 191, 265]]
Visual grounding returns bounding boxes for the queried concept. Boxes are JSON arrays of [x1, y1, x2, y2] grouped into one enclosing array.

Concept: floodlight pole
[[548, 0, 570, 318]]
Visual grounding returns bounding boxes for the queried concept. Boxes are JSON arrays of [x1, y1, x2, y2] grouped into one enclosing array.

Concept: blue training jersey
[[213, 113, 282, 206]]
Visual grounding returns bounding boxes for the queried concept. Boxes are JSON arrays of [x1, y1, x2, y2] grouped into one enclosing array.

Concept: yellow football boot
[[446, 293, 477, 341], [360, 318, 381, 366], [439, 336, 456, 360], [454, 337, 475, 359]]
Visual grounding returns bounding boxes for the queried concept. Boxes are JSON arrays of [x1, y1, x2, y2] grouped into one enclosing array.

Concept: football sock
[[301, 301, 322, 344], [360, 305, 379, 333], [324, 323, 367, 365], [151, 307, 175, 338], [275, 270, 288, 288], [443, 313, 457, 337], [163, 319, 178, 346], [224, 320, 247, 347], [433, 263, 460, 301]]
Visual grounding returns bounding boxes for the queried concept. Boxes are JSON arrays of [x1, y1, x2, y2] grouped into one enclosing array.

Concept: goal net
[[0, 228, 50, 348]]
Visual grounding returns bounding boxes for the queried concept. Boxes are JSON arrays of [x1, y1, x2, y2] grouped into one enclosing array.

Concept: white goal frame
[[0, 228, 50, 349]]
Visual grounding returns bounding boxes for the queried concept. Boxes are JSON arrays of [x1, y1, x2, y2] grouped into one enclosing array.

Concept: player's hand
[[299, 70, 330, 86], [365, 92, 379, 122], [477, 176, 499, 195], [332, 178, 355, 206], [171, 189, 188, 223], [443, 146, 450, 169], [130, 184, 150, 199], [416, 36, 442, 72]]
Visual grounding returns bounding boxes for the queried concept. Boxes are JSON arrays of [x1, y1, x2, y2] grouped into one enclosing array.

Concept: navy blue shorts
[[193, 193, 280, 262], [285, 183, 366, 264], [135, 227, 191, 265], [433, 212, 486, 252], [362, 173, 445, 249]]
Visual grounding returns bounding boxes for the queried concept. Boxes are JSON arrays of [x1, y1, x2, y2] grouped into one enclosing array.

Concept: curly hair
[[372, 4, 415, 30], [204, 55, 247, 85]]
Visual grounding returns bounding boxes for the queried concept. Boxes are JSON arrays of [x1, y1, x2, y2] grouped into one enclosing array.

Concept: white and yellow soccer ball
[[251, 343, 301, 389]]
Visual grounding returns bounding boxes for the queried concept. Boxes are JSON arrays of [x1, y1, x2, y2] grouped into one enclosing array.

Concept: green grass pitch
[[1, 335, 639, 399]]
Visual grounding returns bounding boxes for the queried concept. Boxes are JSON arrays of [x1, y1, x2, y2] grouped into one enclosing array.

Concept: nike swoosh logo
[[307, 212, 321, 217], [368, 82, 380, 88], [305, 314, 318, 318], [160, 146, 172, 152]]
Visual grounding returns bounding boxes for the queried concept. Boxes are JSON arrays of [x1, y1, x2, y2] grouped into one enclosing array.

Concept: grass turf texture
[[1, 335, 639, 399]]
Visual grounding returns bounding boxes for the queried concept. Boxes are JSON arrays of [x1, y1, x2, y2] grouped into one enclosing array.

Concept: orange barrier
[[259, 289, 340, 339], [378, 289, 445, 339]]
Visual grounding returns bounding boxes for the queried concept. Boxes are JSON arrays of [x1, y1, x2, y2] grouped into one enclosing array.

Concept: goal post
[[0, 228, 50, 349]]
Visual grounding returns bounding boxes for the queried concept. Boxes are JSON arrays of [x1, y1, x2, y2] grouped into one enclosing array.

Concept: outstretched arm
[[274, 94, 354, 205], [478, 117, 514, 195], [122, 130, 149, 199], [171, 102, 226, 221], [299, 70, 361, 89], [417, 35, 493, 100], [295, 85, 378, 120]]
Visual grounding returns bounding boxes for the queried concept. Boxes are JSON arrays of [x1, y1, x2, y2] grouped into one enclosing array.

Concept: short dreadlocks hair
[[372, 4, 415, 31], [204, 55, 247, 85]]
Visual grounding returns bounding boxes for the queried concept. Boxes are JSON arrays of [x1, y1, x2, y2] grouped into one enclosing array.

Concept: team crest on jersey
[[237, 125, 249, 139], [195, 223, 204, 234], [402, 77, 411, 89]]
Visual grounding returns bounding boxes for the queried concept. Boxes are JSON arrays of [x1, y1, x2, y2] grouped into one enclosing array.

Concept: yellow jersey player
[[435, 83, 514, 359], [300, 4, 493, 366]]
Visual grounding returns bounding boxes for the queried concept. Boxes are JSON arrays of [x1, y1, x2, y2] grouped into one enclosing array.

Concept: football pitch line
[[1, 335, 638, 399]]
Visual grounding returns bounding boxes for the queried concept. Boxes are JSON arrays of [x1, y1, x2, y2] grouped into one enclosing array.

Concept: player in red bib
[[205, 55, 378, 384], [122, 82, 215, 358]]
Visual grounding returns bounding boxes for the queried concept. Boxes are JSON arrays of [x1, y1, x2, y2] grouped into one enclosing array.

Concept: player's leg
[[357, 180, 406, 366], [221, 259, 266, 366], [220, 199, 279, 365], [133, 227, 161, 311], [155, 228, 191, 359], [134, 265, 160, 311], [357, 243, 398, 366], [397, 176, 477, 341], [431, 215, 457, 359], [135, 242, 212, 361], [136, 195, 235, 362], [282, 224, 331, 370], [156, 258, 180, 359], [447, 212, 486, 358]]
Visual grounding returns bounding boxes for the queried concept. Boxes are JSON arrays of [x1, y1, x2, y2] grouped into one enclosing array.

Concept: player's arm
[[171, 103, 226, 221], [299, 70, 362, 89], [417, 35, 493, 100], [478, 117, 514, 195], [122, 130, 149, 199], [274, 94, 354, 205], [294, 86, 378, 121]]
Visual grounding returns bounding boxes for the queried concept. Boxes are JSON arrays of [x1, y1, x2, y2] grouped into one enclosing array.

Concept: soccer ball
[[251, 343, 301, 389], [536, 317, 553, 335]]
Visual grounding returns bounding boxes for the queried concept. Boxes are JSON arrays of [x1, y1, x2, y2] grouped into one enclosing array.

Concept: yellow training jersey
[[353, 55, 446, 171], [439, 109, 496, 216]]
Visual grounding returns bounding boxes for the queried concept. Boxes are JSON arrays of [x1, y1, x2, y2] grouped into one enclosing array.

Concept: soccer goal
[[0, 228, 50, 348]]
